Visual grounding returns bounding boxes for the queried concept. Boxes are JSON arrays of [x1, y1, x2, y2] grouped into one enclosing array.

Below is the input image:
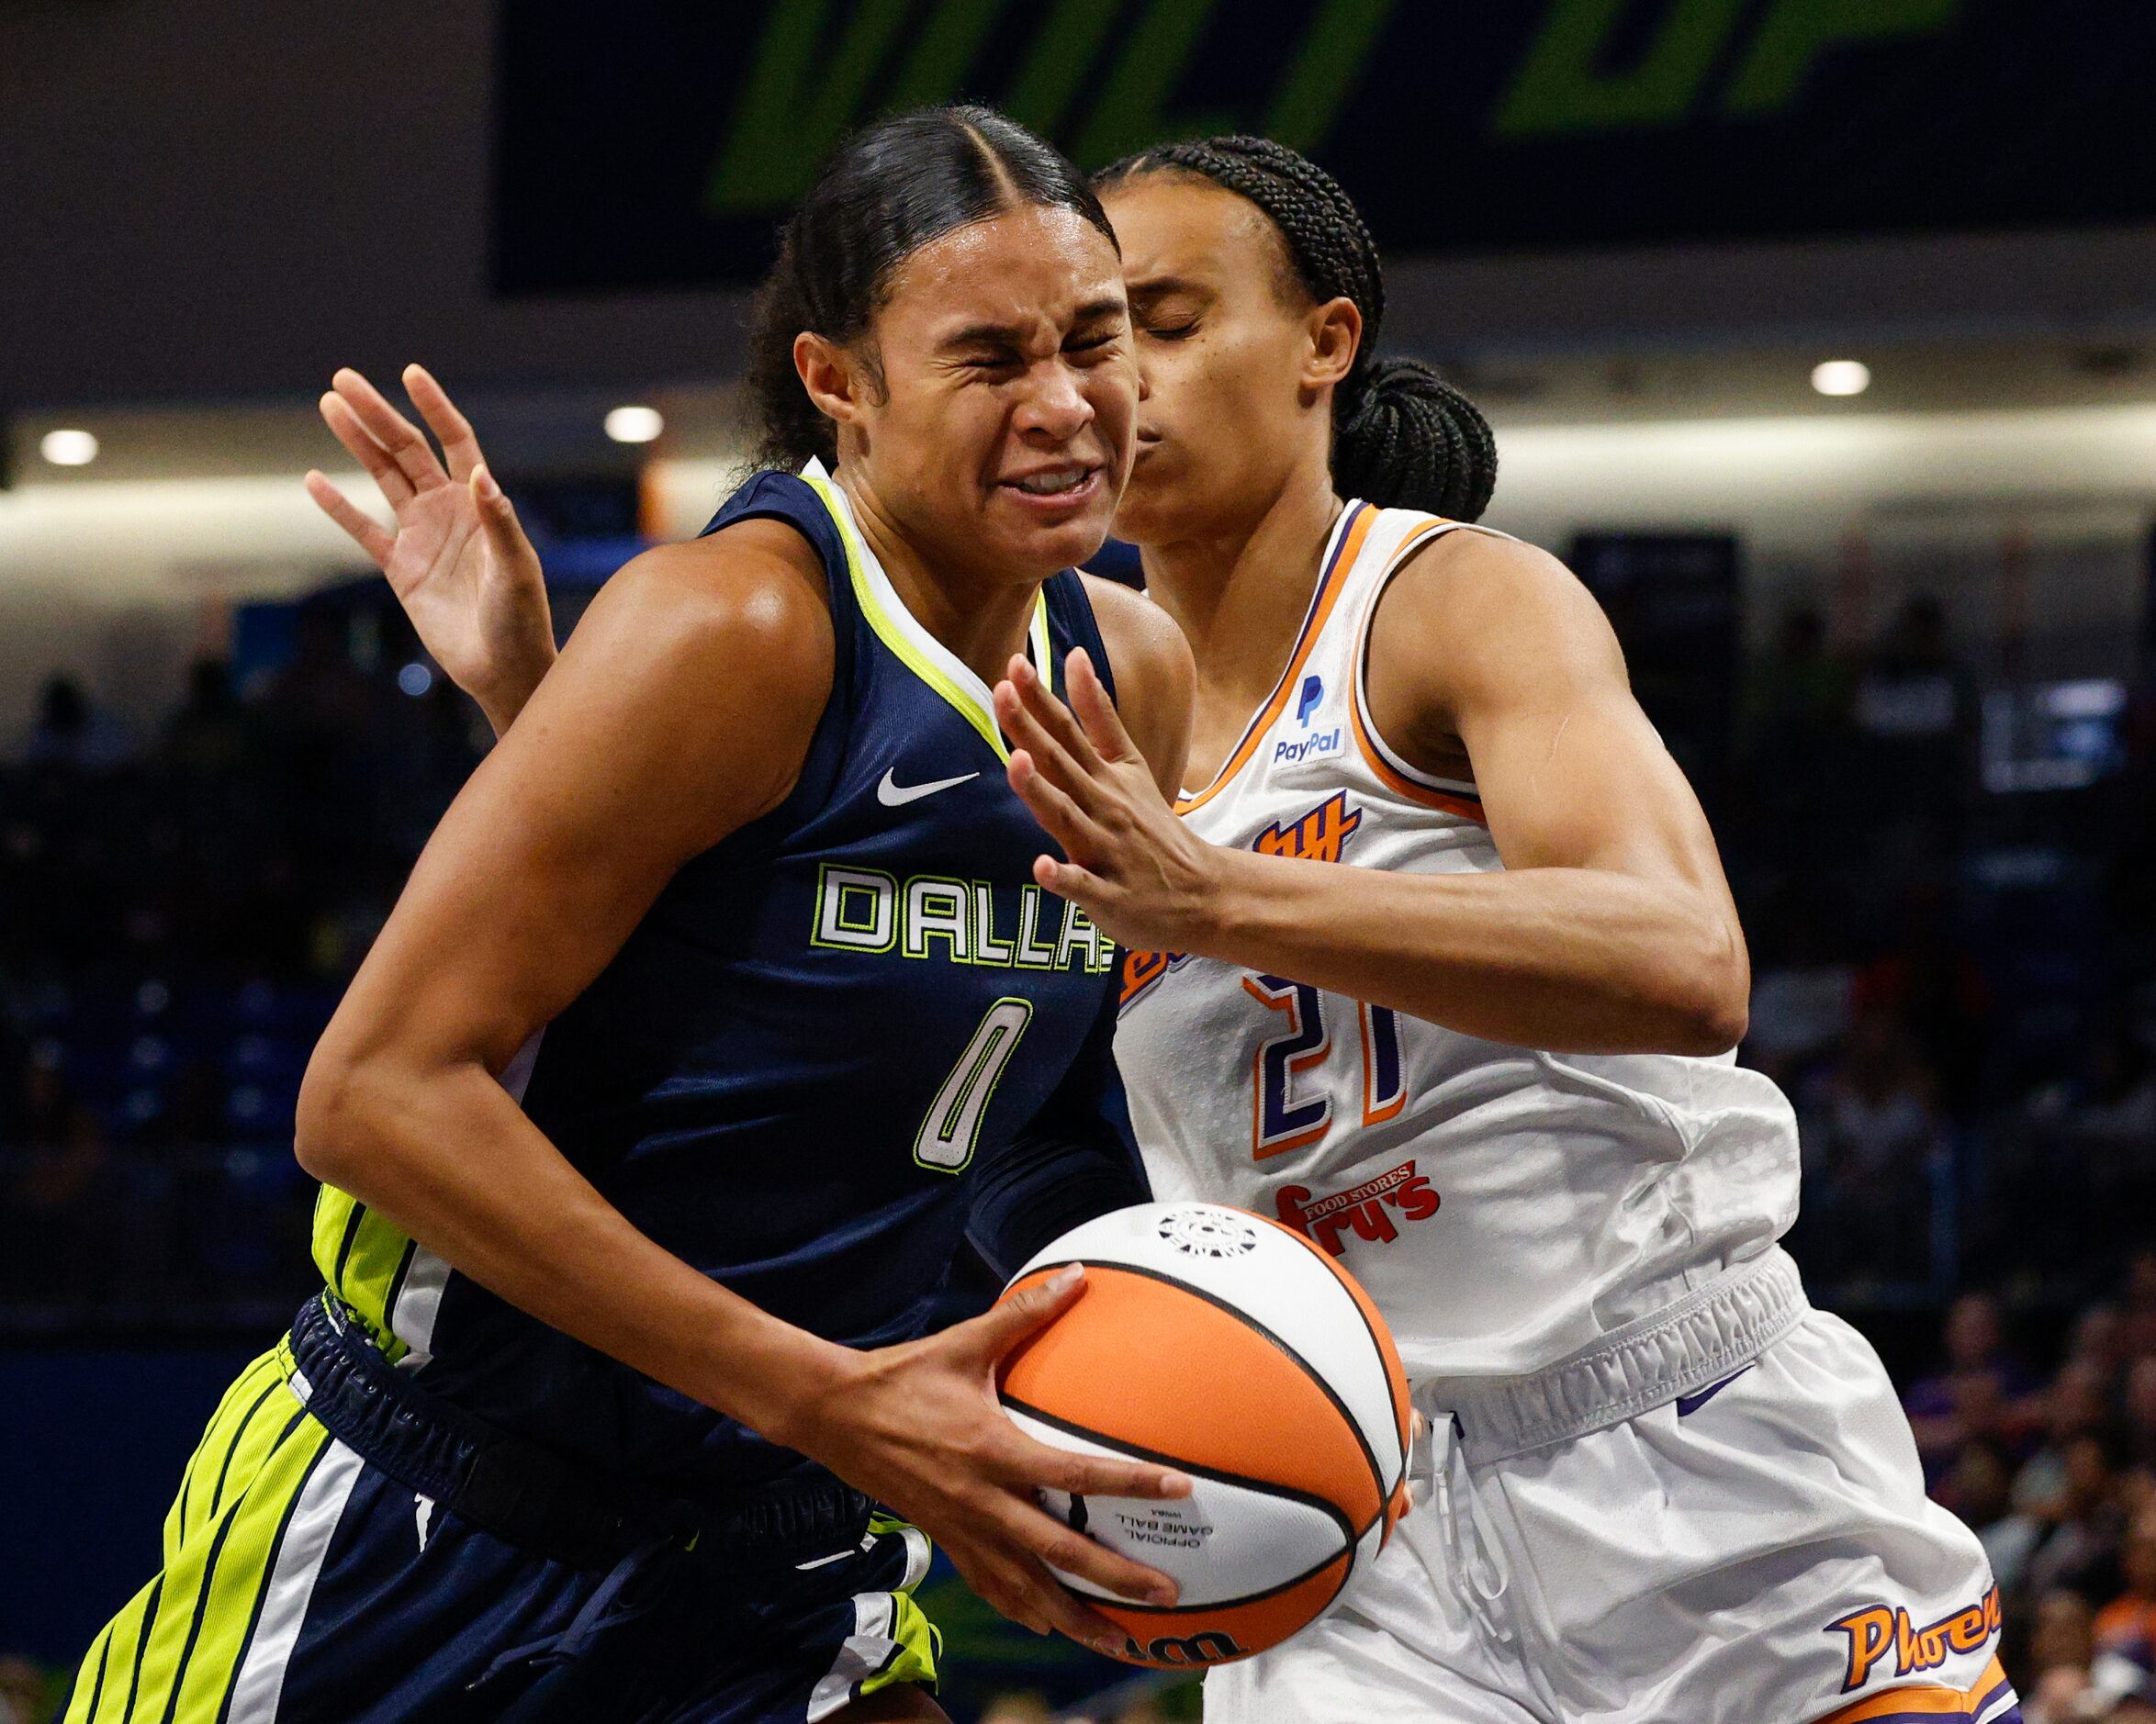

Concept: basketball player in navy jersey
[[62, 107, 1197, 1724]]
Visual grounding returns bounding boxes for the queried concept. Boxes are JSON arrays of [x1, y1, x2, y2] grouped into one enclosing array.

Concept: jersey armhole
[[1045, 568, 1117, 708], [1348, 521, 1502, 824]]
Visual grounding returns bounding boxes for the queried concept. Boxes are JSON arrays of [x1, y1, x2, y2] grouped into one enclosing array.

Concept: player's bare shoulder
[[1367, 524, 1629, 751], [1080, 574, 1196, 791], [596, 518, 834, 673], [522, 518, 838, 842]]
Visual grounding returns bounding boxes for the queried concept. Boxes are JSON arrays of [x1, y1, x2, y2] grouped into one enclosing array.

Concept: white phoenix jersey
[[1115, 500, 1801, 1386]]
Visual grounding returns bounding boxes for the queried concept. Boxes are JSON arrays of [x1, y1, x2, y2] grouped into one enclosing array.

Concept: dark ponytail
[[1097, 135, 1497, 521], [745, 106, 1117, 473]]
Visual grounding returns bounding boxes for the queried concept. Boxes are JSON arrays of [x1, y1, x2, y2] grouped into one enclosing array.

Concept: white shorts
[[1206, 1286, 2016, 1723]]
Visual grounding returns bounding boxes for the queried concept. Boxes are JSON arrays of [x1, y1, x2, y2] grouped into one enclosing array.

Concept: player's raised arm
[[305, 364, 556, 738], [297, 522, 1185, 1651], [998, 530, 1749, 1057]]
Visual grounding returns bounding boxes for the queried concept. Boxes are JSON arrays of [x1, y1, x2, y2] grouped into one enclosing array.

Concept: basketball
[[995, 1202, 1413, 1669]]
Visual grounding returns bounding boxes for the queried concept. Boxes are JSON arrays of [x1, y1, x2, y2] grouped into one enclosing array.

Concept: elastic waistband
[[1417, 1248, 1809, 1461], [286, 1293, 875, 1571]]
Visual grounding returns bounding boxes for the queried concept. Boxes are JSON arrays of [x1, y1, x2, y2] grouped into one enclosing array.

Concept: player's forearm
[[293, 1052, 846, 1442], [1199, 848, 1748, 1055]]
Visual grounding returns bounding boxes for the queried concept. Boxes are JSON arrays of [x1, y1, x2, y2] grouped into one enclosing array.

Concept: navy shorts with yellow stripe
[[62, 1344, 940, 1724]]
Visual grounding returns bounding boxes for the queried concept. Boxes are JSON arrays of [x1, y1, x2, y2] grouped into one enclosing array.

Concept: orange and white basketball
[[996, 1201, 1413, 1670]]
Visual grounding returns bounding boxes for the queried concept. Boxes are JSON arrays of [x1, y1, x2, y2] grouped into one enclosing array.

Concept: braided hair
[[1097, 135, 1497, 521]]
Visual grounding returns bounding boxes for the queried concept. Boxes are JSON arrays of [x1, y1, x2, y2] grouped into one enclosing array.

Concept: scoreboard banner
[[496, 0, 2155, 294]]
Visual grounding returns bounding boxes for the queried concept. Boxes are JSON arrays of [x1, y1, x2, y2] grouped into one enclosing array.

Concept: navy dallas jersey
[[308, 459, 1144, 1491]]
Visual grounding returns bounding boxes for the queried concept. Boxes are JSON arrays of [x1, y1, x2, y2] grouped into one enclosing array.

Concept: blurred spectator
[[2126, 1360, 2156, 1473], [159, 655, 250, 780], [1852, 882, 1993, 1114], [1797, 1008, 1953, 1295], [0, 1047, 112, 1305], [2096, 1509, 2156, 1665], [2125, 1255, 2156, 1369], [1738, 605, 1853, 832], [0, 1656, 47, 1724], [1744, 902, 1855, 1088], [2017, 1362, 2119, 1523], [1944, 1438, 2044, 1594], [1852, 593, 1975, 762], [17, 674, 134, 770], [2072, 1305, 2134, 1392], [2088, 1649, 2156, 1721], [2025, 1661, 2088, 1724], [978, 1696, 1054, 1724], [2031, 1589, 2098, 1686], [2025, 1433, 2128, 1603]]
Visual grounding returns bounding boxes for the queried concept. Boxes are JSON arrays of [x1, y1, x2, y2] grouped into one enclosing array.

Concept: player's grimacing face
[[1099, 176, 1330, 545], [856, 205, 1136, 580]]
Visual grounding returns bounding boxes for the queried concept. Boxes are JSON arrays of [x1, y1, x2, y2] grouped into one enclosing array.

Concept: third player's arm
[[1005, 534, 1747, 1057]]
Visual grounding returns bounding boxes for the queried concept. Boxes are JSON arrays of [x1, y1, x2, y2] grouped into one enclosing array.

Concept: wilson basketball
[[996, 1201, 1413, 1669]]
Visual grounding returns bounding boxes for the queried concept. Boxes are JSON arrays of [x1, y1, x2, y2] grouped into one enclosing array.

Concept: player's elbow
[[1678, 984, 1749, 1058], [1668, 917, 1749, 1055], [293, 1044, 394, 1190]]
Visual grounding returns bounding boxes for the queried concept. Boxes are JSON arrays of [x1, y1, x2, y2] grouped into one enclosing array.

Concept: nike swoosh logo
[[1674, 1364, 1756, 1417], [877, 767, 979, 808]]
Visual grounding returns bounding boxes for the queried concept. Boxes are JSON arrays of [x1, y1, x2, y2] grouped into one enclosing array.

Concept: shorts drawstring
[[1428, 1413, 1512, 1646], [470, 1529, 684, 1696]]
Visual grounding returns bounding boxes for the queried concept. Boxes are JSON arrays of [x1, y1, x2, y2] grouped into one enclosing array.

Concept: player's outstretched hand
[[304, 364, 556, 736], [782, 1265, 1187, 1655], [995, 649, 1221, 955]]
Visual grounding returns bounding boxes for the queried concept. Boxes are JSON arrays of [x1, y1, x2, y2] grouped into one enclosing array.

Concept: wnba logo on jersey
[[1275, 1159, 1440, 1257]]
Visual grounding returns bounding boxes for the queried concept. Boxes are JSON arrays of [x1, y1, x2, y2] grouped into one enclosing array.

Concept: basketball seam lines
[[1268, 1221, 1412, 1480], [1016, 1257, 1390, 1517], [1003, 1396, 1358, 1618]]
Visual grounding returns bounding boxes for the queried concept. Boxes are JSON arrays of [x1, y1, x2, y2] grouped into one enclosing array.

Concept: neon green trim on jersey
[[799, 470, 1050, 764], [309, 1186, 413, 1360]]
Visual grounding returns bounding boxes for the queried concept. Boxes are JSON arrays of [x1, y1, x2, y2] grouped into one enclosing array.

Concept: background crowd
[[2, 567, 2152, 1720]]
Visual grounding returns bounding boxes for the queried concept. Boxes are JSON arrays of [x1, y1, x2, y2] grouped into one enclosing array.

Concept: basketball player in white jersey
[[986, 139, 2016, 1724], [310, 129, 2012, 1721]]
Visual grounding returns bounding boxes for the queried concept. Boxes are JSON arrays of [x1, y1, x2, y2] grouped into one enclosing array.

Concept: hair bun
[[1334, 356, 1499, 522]]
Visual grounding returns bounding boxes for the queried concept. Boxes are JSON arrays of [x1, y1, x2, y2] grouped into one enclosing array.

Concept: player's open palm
[[790, 1265, 1187, 1654], [305, 364, 556, 733], [996, 649, 1218, 955]]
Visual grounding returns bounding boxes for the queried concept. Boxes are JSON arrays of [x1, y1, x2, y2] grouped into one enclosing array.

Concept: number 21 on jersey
[[1241, 973, 1405, 1159]]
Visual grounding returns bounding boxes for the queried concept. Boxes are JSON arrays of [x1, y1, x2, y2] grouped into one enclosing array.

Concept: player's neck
[[1140, 470, 1343, 712], [842, 476, 1042, 688]]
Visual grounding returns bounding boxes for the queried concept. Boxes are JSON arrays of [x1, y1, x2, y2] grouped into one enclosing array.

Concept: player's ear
[[1301, 296, 1361, 399], [794, 332, 865, 433]]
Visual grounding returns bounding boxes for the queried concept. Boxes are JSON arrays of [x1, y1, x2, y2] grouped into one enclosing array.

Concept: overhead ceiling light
[[40, 428, 99, 466], [604, 405, 664, 444], [1811, 360, 1871, 397]]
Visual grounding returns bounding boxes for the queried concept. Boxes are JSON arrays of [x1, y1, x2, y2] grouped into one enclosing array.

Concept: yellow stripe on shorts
[[64, 1356, 334, 1724]]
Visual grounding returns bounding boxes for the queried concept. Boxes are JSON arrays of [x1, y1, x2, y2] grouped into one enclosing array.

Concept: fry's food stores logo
[[1276, 1158, 1438, 1257]]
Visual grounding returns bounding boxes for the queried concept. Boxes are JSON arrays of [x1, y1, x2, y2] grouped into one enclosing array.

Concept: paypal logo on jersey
[[1277, 675, 1342, 766], [1296, 675, 1325, 726]]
